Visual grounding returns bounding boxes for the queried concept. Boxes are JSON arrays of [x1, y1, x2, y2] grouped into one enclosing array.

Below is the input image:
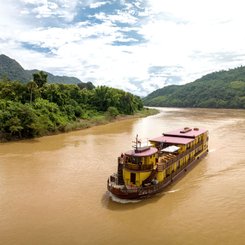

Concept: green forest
[[143, 66, 245, 108], [0, 71, 148, 141]]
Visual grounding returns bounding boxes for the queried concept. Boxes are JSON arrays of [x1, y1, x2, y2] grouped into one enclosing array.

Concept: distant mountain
[[143, 66, 245, 109], [26, 69, 82, 84], [0, 54, 28, 82], [0, 54, 94, 89]]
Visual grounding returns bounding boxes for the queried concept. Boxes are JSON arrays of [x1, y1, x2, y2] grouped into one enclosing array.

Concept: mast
[[132, 134, 141, 151]]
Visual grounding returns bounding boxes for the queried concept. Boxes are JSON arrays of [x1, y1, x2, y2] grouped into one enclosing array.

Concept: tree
[[107, 106, 119, 118], [8, 116, 23, 137], [91, 86, 111, 111], [33, 71, 48, 88], [27, 81, 38, 103]]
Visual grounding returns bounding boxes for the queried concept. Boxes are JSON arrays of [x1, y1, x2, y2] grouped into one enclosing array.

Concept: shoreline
[[59, 107, 160, 133], [0, 108, 159, 143]]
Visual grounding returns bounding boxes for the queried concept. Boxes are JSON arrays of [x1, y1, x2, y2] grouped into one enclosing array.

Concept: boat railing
[[123, 141, 203, 172], [124, 163, 153, 171], [161, 141, 203, 167], [140, 148, 208, 194], [138, 163, 190, 195], [138, 177, 171, 195]]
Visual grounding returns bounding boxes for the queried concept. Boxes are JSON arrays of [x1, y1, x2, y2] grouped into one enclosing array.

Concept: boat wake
[[164, 189, 180, 194], [109, 193, 141, 204]]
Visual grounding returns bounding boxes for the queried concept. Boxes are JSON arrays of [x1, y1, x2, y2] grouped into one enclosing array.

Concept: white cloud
[[21, 0, 46, 4], [32, 2, 59, 18], [19, 0, 80, 22], [93, 11, 138, 24], [89, 1, 109, 9], [1, 0, 245, 96]]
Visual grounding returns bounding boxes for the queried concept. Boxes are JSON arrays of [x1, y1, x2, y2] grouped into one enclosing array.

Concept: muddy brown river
[[0, 108, 244, 245]]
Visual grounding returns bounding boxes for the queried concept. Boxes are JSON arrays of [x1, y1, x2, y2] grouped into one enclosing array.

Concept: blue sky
[[1, 0, 245, 96]]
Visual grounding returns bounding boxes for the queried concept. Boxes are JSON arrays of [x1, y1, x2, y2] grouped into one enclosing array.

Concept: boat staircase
[[117, 162, 124, 185]]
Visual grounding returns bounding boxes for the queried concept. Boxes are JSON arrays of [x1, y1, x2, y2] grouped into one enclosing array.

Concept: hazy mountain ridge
[[143, 66, 245, 109], [0, 54, 93, 88]]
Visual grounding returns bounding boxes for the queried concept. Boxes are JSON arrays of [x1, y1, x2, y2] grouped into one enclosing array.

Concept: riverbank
[[0, 108, 159, 142], [62, 107, 159, 132]]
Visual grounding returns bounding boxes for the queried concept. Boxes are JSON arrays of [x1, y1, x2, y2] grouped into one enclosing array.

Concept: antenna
[[132, 134, 141, 151]]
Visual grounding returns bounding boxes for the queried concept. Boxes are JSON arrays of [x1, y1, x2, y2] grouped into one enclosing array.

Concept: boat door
[[130, 173, 136, 184]]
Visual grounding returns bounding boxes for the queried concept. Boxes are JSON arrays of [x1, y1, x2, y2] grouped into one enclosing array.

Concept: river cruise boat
[[107, 127, 208, 199]]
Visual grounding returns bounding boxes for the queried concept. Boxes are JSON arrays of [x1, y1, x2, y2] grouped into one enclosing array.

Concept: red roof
[[165, 128, 207, 138], [125, 147, 158, 157], [150, 136, 194, 145]]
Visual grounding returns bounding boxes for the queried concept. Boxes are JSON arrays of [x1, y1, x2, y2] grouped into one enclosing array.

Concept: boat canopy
[[125, 147, 158, 157], [150, 135, 194, 145], [164, 127, 207, 138], [161, 145, 180, 153]]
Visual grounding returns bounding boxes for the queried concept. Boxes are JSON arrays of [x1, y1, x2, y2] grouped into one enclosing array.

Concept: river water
[[0, 108, 244, 245]]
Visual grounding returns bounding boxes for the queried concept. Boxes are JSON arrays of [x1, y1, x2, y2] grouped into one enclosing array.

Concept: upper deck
[[150, 135, 194, 145], [164, 127, 207, 139]]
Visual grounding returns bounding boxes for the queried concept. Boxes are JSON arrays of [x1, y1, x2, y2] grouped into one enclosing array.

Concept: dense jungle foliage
[[0, 72, 143, 141], [143, 66, 245, 108]]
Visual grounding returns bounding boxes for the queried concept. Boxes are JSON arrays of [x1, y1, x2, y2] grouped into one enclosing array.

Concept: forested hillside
[[0, 71, 145, 141], [143, 66, 245, 109], [0, 54, 93, 88]]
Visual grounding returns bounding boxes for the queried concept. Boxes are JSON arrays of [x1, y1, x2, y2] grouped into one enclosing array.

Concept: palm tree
[[27, 80, 38, 103], [32, 71, 48, 88]]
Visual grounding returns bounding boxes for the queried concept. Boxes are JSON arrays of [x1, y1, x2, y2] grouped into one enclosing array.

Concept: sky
[[1, 0, 245, 96]]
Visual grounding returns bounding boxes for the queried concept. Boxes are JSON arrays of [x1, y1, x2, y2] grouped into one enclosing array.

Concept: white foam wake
[[109, 193, 141, 204], [164, 189, 180, 194]]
